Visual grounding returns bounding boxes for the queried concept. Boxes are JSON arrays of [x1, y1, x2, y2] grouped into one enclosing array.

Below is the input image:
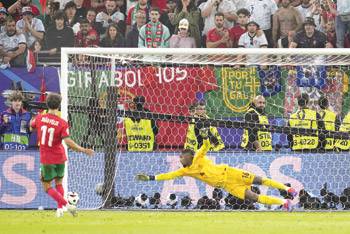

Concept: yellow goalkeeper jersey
[[155, 139, 228, 188]]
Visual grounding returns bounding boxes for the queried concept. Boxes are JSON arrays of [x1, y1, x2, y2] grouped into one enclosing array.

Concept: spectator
[[288, 93, 325, 152], [172, 0, 202, 48], [242, 0, 278, 47], [307, 0, 324, 31], [126, 11, 146, 47], [124, 96, 158, 151], [199, 0, 236, 40], [241, 95, 272, 152], [318, 96, 340, 151], [0, 92, 32, 151], [42, 1, 60, 30], [169, 18, 196, 48], [335, 111, 350, 151], [238, 21, 268, 48], [16, 6, 45, 48], [230, 8, 250, 48], [334, 0, 350, 48], [160, 0, 176, 36], [8, 0, 40, 22], [0, 18, 26, 69], [45, 11, 74, 55], [30, 40, 42, 53], [75, 19, 100, 47], [126, 0, 149, 33], [0, 7, 7, 33], [64, 1, 78, 27], [295, 0, 313, 20], [100, 23, 125, 47], [325, 19, 336, 48], [272, 0, 303, 47], [96, 0, 125, 35], [206, 12, 232, 48], [290, 17, 332, 48], [74, 0, 87, 21], [138, 7, 170, 48], [73, 8, 104, 35], [91, 0, 106, 13], [184, 101, 225, 151]]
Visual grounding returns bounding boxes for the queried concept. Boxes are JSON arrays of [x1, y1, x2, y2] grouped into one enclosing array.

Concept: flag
[[258, 65, 282, 97], [205, 66, 286, 118], [39, 0, 47, 14], [296, 66, 326, 89], [26, 49, 36, 73]]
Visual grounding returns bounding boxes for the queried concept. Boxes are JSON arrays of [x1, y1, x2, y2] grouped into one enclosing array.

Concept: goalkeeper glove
[[199, 128, 209, 139], [136, 174, 155, 181]]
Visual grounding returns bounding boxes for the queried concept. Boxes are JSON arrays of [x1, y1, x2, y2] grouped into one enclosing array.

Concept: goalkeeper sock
[[56, 184, 64, 208], [258, 195, 284, 205], [47, 188, 67, 206], [261, 177, 288, 191]]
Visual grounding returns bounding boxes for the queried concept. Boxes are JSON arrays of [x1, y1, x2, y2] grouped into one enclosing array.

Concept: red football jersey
[[31, 113, 69, 164]]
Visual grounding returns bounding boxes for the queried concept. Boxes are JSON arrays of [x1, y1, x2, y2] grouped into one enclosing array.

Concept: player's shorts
[[223, 167, 255, 200], [40, 164, 65, 182]]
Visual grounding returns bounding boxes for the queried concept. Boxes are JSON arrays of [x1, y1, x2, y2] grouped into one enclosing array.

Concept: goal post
[[61, 48, 350, 210]]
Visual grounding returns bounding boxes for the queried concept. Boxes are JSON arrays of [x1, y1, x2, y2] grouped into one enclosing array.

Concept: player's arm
[[64, 137, 94, 156], [136, 168, 185, 181]]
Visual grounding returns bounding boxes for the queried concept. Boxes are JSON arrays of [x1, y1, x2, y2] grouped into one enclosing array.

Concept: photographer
[[0, 92, 32, 150]]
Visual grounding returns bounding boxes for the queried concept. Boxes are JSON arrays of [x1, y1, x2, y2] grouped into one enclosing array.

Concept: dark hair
[[215, 12, 224, 18], [318, 96, 329, 109], [181, 149, 195, 157], [53, 10, 65, 20], [298, 93, 309, 107], [150, 7, 160, 13], [46, 93, 62, 110], [104, 23, 120, 40], [64, 1, 77, 11], [9, 91, 24, 102], [176, 0, 196, 13], [79, 18, 90, 25], [236, 8, 250, 17]]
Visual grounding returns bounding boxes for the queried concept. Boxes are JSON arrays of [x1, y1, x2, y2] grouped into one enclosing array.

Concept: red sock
[[47, 187, 67, 207], [56, 184, 64, 208]]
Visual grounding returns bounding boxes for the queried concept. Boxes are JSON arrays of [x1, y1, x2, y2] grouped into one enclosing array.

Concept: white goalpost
[[61, 48, 350, 210]]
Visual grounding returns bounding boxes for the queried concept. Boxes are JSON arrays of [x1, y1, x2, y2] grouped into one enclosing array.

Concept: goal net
[[61, 48, 350, 210]]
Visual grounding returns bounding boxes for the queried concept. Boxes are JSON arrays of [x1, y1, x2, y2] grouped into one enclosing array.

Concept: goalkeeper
[[137, 128, 297, 210]]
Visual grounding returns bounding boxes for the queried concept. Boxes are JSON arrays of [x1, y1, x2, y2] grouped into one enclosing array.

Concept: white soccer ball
[[67, 192, 80, 206]]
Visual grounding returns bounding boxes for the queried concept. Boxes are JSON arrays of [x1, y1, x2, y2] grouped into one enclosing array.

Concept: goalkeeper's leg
[[252, 176, 298, 198], [245, 189, 285, 206]]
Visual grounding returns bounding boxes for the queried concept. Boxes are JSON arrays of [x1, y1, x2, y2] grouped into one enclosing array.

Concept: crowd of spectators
[[0, 0, 349, 67]]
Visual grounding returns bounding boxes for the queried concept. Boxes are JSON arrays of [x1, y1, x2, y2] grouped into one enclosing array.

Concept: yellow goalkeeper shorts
[[224, 167, 255, 200]]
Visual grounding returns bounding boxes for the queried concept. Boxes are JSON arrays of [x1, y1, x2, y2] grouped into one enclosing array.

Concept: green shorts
[[40, 164, 65, 182]]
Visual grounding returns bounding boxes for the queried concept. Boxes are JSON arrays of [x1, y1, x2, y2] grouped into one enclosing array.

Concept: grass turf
[[1, 210, 349, 234]]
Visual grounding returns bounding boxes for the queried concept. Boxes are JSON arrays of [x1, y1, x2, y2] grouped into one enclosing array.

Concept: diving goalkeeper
[[137, 129, 297, 210]]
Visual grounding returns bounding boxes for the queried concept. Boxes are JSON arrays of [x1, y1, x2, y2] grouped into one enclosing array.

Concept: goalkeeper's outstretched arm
[[136, 168, 185, 181]]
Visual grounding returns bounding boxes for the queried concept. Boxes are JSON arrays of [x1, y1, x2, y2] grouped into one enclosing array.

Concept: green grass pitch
[[1, 210, 350, 234]]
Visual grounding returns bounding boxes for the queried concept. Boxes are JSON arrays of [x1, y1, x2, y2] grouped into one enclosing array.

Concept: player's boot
[[67, 203, 78, 217], [287, 187, 298, 199], [56, 208, 64, 218], [283, 199, 293, 212]]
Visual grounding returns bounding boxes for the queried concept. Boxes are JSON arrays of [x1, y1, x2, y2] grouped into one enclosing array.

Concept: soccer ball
[[67, 192, 80, 206]]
